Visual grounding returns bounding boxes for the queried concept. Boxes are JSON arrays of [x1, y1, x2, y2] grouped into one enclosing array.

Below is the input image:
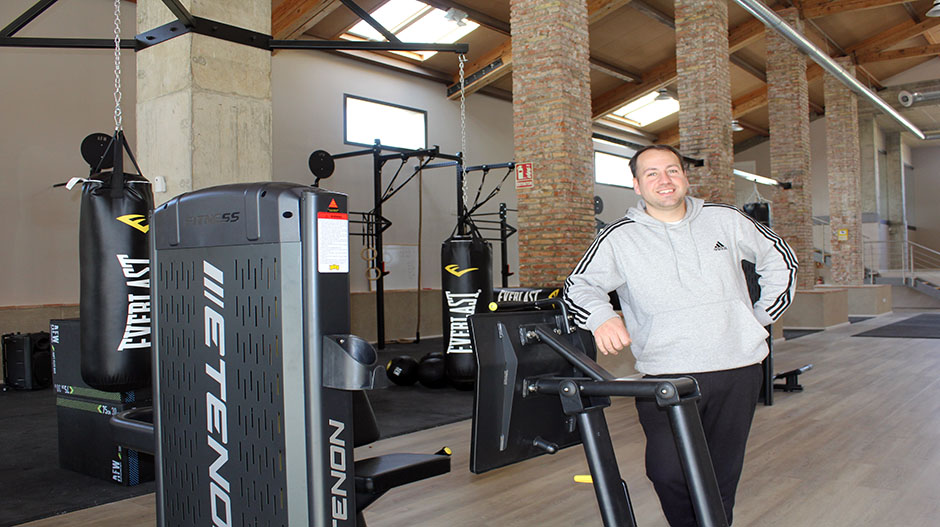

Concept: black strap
[[109, 130, 124, 198]]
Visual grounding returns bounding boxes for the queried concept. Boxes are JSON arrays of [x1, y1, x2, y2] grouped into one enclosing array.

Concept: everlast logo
[[185, 211, 241, 225], [329, 419, 348, 525], [203, 261, 232, 527], [116, 254, 151, 351], [446, 290, 481, 354]]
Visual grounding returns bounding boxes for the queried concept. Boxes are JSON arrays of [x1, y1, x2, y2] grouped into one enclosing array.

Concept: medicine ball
[[386, 355, 419, 386], [417, 352, 448, 389]]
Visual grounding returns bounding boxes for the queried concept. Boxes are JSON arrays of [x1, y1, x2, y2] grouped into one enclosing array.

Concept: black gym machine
[[470, 299, 730, 527]]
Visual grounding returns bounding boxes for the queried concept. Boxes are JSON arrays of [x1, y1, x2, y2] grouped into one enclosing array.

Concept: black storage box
[[2, 332, 52, 390], [50, 319, 152, 404], [56, 396, 154, 485]]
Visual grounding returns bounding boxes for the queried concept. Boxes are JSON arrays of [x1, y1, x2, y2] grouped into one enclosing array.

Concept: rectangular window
[[344, 95, 427, 151], [594, 151, 633, 188]]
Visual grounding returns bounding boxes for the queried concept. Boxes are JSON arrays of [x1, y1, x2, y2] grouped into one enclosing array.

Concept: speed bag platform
[[79, 171, 153, 392], [441, 235, 493, 386]]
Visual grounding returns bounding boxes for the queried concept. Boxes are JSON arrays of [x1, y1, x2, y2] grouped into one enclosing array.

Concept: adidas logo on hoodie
[[714, 241, 727, 251]]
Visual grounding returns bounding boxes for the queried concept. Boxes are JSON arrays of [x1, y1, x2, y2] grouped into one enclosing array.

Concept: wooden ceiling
[[272, 0, 940, 147]]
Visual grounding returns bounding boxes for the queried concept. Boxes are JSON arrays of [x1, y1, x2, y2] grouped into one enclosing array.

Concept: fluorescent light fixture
[[733, 168, 781, 186], [928, 1, 940, 17], [344, 0, 479, 60], [731, 120, 744, 132], [610, 90, 680, 127]]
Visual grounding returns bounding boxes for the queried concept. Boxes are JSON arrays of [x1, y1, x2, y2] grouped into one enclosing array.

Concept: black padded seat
[[354, 453, 451, 511]]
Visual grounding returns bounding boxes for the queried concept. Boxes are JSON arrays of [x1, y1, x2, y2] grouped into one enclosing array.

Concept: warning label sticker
[[317, 212, 349, 273]]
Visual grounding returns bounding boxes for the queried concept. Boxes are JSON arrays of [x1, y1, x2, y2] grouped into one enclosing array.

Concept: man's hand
[[593, 316, 631, 355]]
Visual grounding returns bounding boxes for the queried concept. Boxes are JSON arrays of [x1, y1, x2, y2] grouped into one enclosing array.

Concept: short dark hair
[[629, 144, 687, 179]]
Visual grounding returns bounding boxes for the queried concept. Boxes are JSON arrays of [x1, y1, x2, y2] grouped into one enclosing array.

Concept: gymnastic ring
[[365, 267, 382, 281], [361, 247, 378, 261]]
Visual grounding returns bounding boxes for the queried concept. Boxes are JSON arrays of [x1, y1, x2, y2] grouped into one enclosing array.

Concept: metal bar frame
[[1, 0, 58, 37], [0, 0, 470, 55]]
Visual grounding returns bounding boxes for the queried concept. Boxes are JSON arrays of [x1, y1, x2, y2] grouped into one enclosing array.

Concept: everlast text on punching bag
[[441, 234, 493, 388], [79, 158, 153, 392]]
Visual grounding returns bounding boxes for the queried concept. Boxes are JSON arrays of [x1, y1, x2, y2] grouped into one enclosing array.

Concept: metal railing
[[863, 239, 940, 285]]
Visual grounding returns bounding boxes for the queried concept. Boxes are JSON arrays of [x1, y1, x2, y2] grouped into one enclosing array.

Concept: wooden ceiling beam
[[422, 0, 511, 36], [449, 0, 633, 99], [446, 39, 512, 99], [801, 0, 913, 19], [629, 0, 674, 29], [845, 16, 940, 55], [272, 0, 341, 41], [591, 16, 767, 119], [730, 53, 767, 82], [587, 0, 635, 25], [856, 43, 940, 63]]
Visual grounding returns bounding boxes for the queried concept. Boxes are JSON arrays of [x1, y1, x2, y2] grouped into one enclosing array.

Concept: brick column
[[825, 57, 863, 285], [509, 0, 594, 287], [766, 8, 815, 288], [137, 0, 272, 202], [884, 133, 905, 268], [675, 0, 734, 204]]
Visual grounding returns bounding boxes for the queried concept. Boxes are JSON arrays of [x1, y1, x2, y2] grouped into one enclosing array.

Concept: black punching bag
[[79, 134, 153, 392], [441, 234, 493, 388]]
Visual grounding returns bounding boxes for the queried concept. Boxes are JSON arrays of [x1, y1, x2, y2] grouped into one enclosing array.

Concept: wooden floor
[[21, 311, 940, 526]]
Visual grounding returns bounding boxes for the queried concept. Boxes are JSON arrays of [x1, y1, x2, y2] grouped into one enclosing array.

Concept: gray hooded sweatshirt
[[563, 197, 798, 375]]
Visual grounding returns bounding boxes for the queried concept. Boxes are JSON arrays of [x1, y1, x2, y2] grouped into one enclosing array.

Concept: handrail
[[863, 239, 940, 285]]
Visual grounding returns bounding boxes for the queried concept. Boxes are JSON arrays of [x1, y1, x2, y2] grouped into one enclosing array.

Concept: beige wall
[[271, 51, 516, 293], [1, 0, 138, 307]]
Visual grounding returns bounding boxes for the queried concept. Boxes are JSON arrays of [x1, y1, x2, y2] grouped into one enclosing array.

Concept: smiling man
[[563, 144, 798, 526]]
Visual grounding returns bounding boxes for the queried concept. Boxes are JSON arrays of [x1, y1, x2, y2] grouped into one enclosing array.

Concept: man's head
[[630, 145, 690, 222]]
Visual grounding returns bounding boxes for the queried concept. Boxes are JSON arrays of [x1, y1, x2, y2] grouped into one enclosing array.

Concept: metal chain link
[[113, 0, 123, 131], [458, 54, 468, 212]]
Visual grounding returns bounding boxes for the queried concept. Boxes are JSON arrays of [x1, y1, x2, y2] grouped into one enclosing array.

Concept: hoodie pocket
[[637, 299, 769, 371]]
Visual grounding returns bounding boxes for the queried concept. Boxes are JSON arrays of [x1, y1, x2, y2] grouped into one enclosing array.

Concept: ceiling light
[[928, 1, 940, 17], [654, 89, 674, 102], [444, 8, 469, 26], [734, 169, 780, 186], [731, 120, 744, 132]]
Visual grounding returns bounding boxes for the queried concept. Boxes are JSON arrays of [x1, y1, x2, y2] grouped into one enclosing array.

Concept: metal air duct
[[732, 0, 927, 140]]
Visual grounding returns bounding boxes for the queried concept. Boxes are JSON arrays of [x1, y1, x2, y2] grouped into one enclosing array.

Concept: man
[[563, 145, 797, 526]]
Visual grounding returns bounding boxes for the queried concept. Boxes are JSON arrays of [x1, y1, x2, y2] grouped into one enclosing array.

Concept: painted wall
[[1, 0, 138, 307], [271, 50, 516, 292], [909, 148, 940, 250]]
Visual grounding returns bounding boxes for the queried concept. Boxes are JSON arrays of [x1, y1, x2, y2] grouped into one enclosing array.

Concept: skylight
[[610, 90, 680, 127], [343, 0, 479, 61]]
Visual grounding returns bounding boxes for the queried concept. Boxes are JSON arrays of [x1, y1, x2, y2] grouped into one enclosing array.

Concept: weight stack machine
[[151, 183, 445, 527]]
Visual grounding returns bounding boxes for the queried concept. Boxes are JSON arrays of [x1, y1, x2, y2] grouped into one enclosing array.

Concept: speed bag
[[441, 235, 493, 387], [79, 172, 153, 392]]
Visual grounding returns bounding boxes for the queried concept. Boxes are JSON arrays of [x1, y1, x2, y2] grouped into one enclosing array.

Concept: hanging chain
[[458, 53, 469, 212], [113, 0, 123, 131]]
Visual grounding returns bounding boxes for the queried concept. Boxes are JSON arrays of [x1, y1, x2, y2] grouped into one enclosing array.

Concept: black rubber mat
[[0, 388, 155, 527], [783, 329, 822, 340], [853, 313, 940, 339], [0, 337, 470, 526], [849, 316, 874, 324]]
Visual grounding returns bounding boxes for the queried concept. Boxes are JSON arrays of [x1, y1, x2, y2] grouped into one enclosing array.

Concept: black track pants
[[634, 363, 763, 527]]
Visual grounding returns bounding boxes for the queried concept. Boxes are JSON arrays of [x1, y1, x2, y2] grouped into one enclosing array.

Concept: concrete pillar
[[675, 0, 735, 204], [509, 0, 594, 287], [825, 57, 863, 285], [137, 0, 272, 202], [858, 116, 879, 216], [766, 8, 815, 289], [884, 132, 905, 268]]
